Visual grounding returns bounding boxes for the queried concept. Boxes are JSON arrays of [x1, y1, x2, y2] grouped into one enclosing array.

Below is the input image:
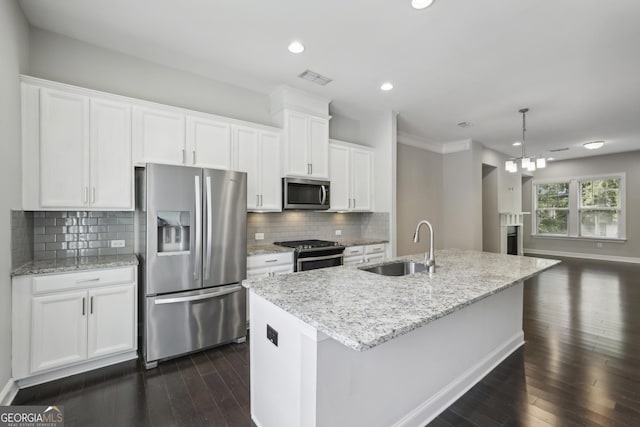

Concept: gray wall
[[396, 143, 444, 256], [28, 28, 272, 126], [442, 142, 483, 250], [523, 151, 640, 259], [0, 0, 29, 399], [482, 166, 499, 253]]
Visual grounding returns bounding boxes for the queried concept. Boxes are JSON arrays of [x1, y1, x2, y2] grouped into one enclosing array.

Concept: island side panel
[[315, 281, 525, 427]]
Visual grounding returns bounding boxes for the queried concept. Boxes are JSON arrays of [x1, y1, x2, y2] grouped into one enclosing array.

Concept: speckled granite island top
[[243, 249, 559, 351], [12, 254, 138, 276]]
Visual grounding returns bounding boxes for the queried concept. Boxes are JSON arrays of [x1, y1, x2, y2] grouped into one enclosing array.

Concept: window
[[533, 174, 625, 240]]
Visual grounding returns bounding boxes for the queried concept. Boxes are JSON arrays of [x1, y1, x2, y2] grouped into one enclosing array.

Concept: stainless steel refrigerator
[[135, 164, 247, 369]]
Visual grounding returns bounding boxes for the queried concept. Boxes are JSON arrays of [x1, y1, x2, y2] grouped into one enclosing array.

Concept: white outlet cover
[[255, 233, 265, 241], [335, 230, 342, 236], [111, 240, 126, 248]]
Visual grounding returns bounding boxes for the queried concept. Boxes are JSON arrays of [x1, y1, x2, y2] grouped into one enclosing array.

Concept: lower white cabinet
[[343, 243, 387, 266], [12, 266, 138, 386], [246, 252, 294, 325]]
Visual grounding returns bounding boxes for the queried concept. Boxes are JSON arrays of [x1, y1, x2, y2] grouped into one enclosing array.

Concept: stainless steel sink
[[359, 260, 429, 276]]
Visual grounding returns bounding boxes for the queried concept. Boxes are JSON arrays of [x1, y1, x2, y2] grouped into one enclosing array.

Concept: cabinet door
[[309, 117, 329, 179], [284, 111, 310, 177], [343, 255, 364, 266], [351, 148, 373, 211], [31, 291, 88, 373], [234, 126, 260, 209], [87, 284, 136, 359], [90, 98, 133, 209], [186, 116, 232, 169], [259, 131, 282, 211], [39, 89, 90, 208], [365, 253, 385, 264], [133, 106, 185, 165], [329, 144, 350, 211], [272, 264, 294, 275]]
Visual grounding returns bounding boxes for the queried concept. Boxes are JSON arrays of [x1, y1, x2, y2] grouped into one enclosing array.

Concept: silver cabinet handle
[[192, 150, 196, 165], [181, 149, 186, 164], [83, 187, 89, 204], [307, 163, 311, 175], [154, 285, 242, 305], [260, 195, 263, 207], [194, 175, 202, 280], [82, 297, 86, 316], [256, 194, 260, 207], [76, 277, 100, 284], [353, 198, 356, 209], [204, 176, 213, 281], [349, 249, 359, 253], [91, 187, 96, 204], [90, 296, 94, 314], [310, 163, 313, 175], [265, 259, 278, 263]]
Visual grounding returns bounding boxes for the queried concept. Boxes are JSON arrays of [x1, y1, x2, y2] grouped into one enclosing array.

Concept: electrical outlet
[[335, 230, 342, 236], [267, 324, 278, 347], [110, 240, 125, 248], [597, 242, 603, 249], [255, 233, 264, 241]]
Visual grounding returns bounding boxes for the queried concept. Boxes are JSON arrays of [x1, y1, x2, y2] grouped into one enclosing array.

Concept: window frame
[[532, 173, 626, 241]]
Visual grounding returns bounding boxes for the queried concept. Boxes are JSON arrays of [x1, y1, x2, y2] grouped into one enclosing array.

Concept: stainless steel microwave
[[283, 177, 330, 210]]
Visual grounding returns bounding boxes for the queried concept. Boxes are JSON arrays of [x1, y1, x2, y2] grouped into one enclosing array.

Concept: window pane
[[537, 183, 569, 208], [580, 210, 619, 238], [536, 209, 568, 234], [580, 178, 620, 208]]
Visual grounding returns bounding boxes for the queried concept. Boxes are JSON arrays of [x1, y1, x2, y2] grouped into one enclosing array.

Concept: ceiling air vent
[[298, 69, 333, 86], [457, 122, 473, 128], [549, 147, 570, 152]]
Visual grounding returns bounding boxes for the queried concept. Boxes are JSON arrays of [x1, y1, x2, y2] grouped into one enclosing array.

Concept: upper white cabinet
[[186, 116, 232, 169], [132, 106, 185, 165], [233, 125, 282, 211], [23, 82, 133, 210], [283, 110, 329, 179], [329, 140, 374, 212]]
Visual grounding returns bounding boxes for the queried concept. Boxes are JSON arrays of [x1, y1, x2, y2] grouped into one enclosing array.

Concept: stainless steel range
[[274, 239, 345, 272]]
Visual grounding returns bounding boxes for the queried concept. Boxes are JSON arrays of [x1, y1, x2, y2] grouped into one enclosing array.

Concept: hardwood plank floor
[[13, 257, 640, 426]]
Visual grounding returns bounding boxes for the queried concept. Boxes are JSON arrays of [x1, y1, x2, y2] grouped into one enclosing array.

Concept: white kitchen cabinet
[[23, 83, 133, 210], [329, 140, 374, 212], [246, 252, 294, 324], [283, 110, 329, 179], [12, 266, 138, 386], [186, 116, 232, 169], [31, 290, 88, 373], [132, 106, 186, 165], [233, 126, 282, 211], [343, 243, 386, 266]]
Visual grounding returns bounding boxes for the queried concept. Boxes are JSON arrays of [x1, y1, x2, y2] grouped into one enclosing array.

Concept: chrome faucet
[[413, 220, 436, 273]]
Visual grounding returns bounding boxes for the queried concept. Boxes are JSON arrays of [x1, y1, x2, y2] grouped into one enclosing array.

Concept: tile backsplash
[[22, 211, 135, 260], [247, 211, 389, 244], [11, 210, 34, 269]]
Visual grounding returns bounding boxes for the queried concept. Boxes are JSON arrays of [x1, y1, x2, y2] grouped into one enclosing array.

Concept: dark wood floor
[[13, 257, 640, 426]]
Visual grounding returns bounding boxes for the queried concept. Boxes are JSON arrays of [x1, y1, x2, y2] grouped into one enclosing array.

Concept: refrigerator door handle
[[194, 175, 202, 280], [204, 175, 213, 281], [154, 285, 242, 305]]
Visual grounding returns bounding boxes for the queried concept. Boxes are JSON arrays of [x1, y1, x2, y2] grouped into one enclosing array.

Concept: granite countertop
[[338, 238, 388, 247], [247, 244, 295, 256], [243, 249, 559, 352], [12, 254, 139, 276]]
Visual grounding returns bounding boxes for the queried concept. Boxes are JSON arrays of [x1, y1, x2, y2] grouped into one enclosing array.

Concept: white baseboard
[[0, 377, 19, 405], [524, 248, 640, 264], [394, 331, 525, 427]]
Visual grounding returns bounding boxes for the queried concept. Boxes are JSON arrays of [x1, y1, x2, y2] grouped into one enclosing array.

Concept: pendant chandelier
[[505, 108, 546, 173]]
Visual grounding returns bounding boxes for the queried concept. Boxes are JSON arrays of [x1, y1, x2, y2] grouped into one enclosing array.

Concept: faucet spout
[[413, 220, 436, 273]]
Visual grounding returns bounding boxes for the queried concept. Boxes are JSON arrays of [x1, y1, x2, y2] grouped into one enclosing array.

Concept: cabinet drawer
[[365, 244, 385, 254], [344, 246, 364, 256], [247, 252, 293, 269], [33, 267, 135, 294]]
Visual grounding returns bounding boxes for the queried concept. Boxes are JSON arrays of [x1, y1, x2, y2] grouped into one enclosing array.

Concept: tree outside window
[[579, 178, 620, 238], [535, 182, 569, 234]]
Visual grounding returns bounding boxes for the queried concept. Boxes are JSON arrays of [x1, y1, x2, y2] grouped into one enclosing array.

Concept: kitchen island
[[243, 249, 559, 427]]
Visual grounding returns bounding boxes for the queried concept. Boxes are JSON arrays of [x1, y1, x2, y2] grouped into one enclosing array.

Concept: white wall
[[442, 141, 483, 250], [523, 151, 640, 260], [0, 0, 29, 398], [396, 143, 444, 256], [28, 28, 272, 126]]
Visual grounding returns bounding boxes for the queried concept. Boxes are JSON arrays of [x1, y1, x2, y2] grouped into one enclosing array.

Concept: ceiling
[[19, 0, 640, 161]]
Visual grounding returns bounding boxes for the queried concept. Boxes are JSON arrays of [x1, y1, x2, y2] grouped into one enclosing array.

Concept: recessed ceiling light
[[512, 141, 522, 146], [583, 141, 605, 150], [380, 82, 394, 91], [411, 0, 435, 10], [288, 41, 305, 54], [457, 122, 472, 128], [547, 157, 555, 161]]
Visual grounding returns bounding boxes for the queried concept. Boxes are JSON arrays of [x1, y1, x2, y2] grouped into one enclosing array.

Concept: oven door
[[297, 251, 344, 271]]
